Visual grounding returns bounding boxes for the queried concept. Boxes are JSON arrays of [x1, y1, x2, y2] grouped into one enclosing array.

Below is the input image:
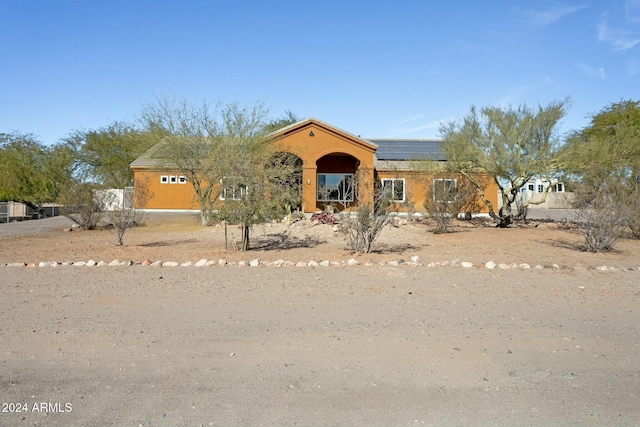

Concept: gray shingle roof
[[368, 139, 445, 161]]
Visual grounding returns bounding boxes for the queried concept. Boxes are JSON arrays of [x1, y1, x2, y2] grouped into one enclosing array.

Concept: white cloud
[[521, 4, 587, 26], [395, 119, 450, 137], [396, 114, 424, 124], [578, 63, 606, 79], [598, 18, 640, 51]]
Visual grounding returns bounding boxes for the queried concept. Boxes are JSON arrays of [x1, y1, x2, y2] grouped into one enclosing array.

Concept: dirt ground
[[1, 212, 639, 426]]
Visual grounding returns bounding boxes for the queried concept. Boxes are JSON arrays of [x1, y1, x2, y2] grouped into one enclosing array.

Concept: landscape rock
[[485, 261, 497, 269], [319, 260, 330, 267], [461, 261, 474, 268], [162, 261, 179, 267], [249, 259, 260, 267], [108, 259, 120, 266], [195, 259, 208, 267]]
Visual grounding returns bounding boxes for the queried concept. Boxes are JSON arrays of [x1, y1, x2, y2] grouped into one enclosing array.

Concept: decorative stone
[[141, 259, 152, 266], [319, 260, 330, 267], [162, 261, 179, 267], [485, 261, 497, 269], [270, 259, 285, 267], [249, 259, 260, 267], [206, 260, 216, 266], [39, 261, 50, 267], [347, 258, 359, 266], [307, 260, 319, 267], [284, 261, 296, 267], [97, 261, 107, 267], [498, 263, 510, 269], [519, 263, 531, 269], [151, 260, 163, 267], [108, 259, 120, 266], [73, 261, 86, 267], [295, 261, 307, 267], [596, 265, 608, 271], [461, 261, 474, 268], [387, 260, 399, 267], [217, 259, 227, 267], [410, 256, 420, 263], [195, 259, 208, 267], [26, 263, 36, 267], [237, 260, 247, 267], [86, 260, 96, 267]]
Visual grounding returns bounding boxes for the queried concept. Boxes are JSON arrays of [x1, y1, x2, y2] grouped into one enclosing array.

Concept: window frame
[[219, 178, 248, 201], [160, 175, 169, 184], [432, 178, 457, 203], [316, 173, 355, 203], [381, 178, 406, 202]]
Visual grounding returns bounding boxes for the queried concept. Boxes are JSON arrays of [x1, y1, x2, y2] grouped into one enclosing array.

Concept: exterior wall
[[131, 120, 498, 215], [376, 170, 498, 214], [272, 122, 376, 213], [134, 170, 200, 210]]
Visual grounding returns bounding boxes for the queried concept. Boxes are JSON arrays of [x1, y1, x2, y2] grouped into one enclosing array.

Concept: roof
[[368, 139, 446, 161], [270, 117, 378, 151]]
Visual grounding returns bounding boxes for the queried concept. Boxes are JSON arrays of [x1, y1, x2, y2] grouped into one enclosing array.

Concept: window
[[381, 178, 405, 202], [160, 175, 169, 184], [317, 174, 354, 202], [554, 183, 564, 192], [433, 178, 456, 203], [169, 175, 177, 184], [528, 184, 534, 191], [537, 184, 544, 193], [220, 179, 248, 201], [178, 176, 187, 184]]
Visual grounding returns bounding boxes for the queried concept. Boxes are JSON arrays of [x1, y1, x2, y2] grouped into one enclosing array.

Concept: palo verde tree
[[561, 99, 640, 240], [140, 96, 300, 231], [139, 96, 227, 226], [440, 99, 569, 227], [216, 104, 301, 250]]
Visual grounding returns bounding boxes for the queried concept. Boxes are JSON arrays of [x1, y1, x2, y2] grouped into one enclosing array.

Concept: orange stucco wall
[[272, 122, 376, 212], [134, 170, 200, 210]]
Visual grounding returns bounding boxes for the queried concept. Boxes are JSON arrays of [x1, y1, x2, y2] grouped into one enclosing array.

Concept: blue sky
[[1, 0, 639, 145]]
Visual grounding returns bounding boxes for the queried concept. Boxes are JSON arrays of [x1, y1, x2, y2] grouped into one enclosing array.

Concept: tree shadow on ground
[[139, 239, 199, 247], [372, 243, 423, 254], [251, 232, 326, 251]]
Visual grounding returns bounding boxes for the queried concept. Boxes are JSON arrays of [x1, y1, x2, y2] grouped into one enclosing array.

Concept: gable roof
[[368, 139, 446, 161], [270, 118, 378, 152]]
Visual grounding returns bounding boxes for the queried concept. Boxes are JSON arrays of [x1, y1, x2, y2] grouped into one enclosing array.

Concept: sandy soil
[[1, 213, 639, 426]]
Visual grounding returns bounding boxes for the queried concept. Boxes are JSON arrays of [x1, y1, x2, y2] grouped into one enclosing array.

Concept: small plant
[[338, 174, 393, 254], [59, 181, 103, 230], [423, 176, 480, 233], [572, 182, 626, 252]]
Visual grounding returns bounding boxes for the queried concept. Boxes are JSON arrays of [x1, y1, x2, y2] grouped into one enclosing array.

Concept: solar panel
[[369, 139, 446, 161]]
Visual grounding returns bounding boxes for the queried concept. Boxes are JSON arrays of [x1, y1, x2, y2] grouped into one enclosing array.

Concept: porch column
[[357, 165, 375, 207], [302, 165, 317, 213]]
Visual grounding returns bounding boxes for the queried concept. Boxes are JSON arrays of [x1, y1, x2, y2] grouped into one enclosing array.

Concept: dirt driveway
[[1, 213, 639, 426]]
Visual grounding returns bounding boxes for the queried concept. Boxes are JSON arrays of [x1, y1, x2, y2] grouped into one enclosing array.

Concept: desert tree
[[335, 171, 394, 254], [58, 181, 104, 230], [440, 99, 569, 227], [99, 179, 153, 246], [216, 104, 301, 250], [62, 121, 158, 188], [0, 131, 73, 214], [561, 99, 640, 239], [423, 174, 483, 233], [139, 96, 228, 226]]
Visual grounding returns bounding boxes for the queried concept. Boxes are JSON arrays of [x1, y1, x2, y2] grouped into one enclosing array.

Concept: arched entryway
[[315, 153, 360, 211]]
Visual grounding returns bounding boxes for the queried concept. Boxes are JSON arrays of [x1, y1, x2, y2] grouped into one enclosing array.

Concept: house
[[130, 118, 498, 214]]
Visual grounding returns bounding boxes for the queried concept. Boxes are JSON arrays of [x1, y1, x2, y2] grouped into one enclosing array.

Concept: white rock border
[[1, 258, 638, 271]]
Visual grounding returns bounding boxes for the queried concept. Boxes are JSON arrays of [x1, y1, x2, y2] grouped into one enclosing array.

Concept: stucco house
[[130, 118, 498, 214]]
